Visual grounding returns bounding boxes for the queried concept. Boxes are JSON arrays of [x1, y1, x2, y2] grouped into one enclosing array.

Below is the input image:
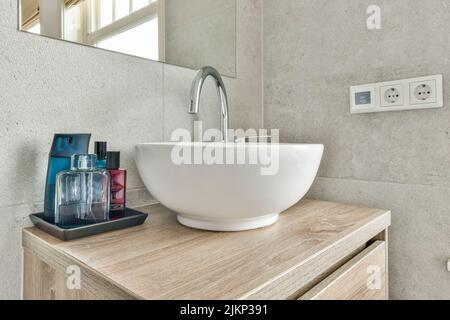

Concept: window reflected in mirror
[[19, 0, 237, 77]]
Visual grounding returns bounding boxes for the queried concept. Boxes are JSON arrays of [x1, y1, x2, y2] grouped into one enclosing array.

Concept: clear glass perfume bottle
[[55, 154, 110, 227]]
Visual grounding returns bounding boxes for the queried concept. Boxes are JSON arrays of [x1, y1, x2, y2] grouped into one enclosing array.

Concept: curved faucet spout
[[189, 66, 229, 142]]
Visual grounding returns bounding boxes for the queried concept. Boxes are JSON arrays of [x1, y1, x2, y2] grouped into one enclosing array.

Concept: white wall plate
[[350, 75, 443, 114]]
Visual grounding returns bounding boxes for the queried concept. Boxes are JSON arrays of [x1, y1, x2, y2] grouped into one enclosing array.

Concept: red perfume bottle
[[107, 152, 127, 212]]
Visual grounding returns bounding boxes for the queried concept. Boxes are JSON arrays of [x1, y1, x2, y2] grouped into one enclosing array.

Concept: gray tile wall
[[263, 0, 450, 299], [165, 0, 237, 77], [0, 0, 262, 299]]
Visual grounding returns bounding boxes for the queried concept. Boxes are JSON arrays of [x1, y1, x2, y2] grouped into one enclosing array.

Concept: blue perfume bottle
[[44, 134, 91, 223]]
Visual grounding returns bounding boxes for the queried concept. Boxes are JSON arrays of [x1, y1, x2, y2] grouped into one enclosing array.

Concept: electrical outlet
[[380, 84, 404, 107], [351, 74, 443, 114], [410, 80, 437, 105]]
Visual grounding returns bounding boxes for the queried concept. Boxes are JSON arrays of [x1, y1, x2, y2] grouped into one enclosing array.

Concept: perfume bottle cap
[[95, 142, 108, 160], [71, 154, 97, 171], [107, 152, 121, 170]]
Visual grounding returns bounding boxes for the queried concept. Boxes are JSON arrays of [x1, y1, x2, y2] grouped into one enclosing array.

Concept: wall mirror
[[19, 0, 237, 77]]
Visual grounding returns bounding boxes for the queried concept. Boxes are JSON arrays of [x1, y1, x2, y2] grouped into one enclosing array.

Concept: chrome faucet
[[189, 66, 229, 142]]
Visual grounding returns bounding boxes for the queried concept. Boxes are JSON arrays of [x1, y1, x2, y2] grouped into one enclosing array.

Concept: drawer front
[[299, 241, 387, 300], [23, 250, 96, 300]]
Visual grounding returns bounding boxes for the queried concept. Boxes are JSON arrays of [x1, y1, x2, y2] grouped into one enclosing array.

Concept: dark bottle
[[94, 141, 108, 169], [44, 134, 91, 223], [107, 152, 127, 212]]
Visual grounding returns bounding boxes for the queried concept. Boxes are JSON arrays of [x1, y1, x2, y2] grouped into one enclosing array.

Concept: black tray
[[30, 208, 148, 241]]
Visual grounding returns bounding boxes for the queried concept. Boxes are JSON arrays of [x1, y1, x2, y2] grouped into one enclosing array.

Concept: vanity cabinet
[[23, 250, 96, 300], [22, 200, 391, 300], [299, 241, 387, 300]]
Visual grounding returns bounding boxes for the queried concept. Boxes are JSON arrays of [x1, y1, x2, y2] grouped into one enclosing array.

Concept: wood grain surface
[[23, 199, 391, 300]]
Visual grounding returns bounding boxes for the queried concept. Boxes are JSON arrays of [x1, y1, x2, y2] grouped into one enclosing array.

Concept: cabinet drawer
[[299, 241, 387, 300]]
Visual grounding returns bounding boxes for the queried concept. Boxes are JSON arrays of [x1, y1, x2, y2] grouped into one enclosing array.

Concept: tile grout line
[[260, 0, 265, 129], [315, 176, 450, 190], [162, 64, 166, 142]]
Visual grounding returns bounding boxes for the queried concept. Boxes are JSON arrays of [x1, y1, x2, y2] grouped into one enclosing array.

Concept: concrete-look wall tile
[[308, 177, 450, 300], [0, 28, 164, 208], [165, 0, 236, 77], [227, 0, 263, 130], [126, 187, 157, 208], [165, 0, 236, 31], [263, 0, 305, 125], [163, 65, 195, 140], [0, 0, 17, 30], [264, 0, 450, 188]]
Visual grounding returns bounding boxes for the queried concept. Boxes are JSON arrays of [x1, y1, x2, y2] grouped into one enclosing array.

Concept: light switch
[[355, 91, 372, 105], [350, 85, 377, 112]]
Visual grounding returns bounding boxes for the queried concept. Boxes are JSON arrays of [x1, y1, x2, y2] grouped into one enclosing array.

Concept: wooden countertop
[[22, 199, 391, 300]]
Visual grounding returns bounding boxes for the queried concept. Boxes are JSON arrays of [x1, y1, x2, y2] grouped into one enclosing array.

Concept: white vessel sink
[[135, 143, 323, 232]]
